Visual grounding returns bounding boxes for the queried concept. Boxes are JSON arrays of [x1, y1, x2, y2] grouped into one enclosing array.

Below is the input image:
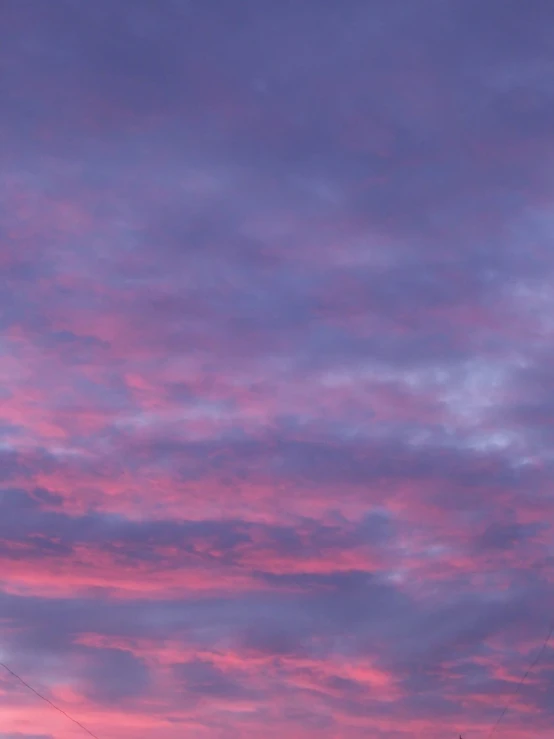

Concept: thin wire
[[486, 618, 554, 739], [1, 661, 102, 739]]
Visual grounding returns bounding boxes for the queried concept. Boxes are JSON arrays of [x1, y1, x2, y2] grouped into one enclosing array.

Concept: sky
[[2, 1, 554, 738]]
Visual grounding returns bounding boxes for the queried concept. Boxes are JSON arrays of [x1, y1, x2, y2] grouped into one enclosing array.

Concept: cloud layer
[[2, 1, 554, 737]]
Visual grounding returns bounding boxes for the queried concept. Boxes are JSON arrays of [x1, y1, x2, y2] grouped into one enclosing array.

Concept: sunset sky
[[2, 1, 554, 738]]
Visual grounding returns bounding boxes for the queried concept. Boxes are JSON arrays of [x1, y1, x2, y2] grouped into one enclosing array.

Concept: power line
[[1, 661, 102, 739], [486, 618, 554, 738]]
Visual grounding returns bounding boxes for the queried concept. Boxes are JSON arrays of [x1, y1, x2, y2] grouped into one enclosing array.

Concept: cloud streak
[[2, 0, 554, 737]]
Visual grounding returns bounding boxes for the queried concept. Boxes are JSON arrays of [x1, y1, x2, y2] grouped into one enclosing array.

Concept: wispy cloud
[[2, 1, 554, 736]]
